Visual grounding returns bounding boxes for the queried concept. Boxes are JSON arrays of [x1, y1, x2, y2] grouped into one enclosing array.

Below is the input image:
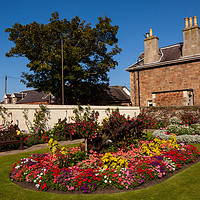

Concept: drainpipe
[[137, 71, 140, 107], [134, 72, 137, 106]]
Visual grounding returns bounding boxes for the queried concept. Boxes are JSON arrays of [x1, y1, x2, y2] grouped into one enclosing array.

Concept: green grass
[[0, 144, 200, 200]]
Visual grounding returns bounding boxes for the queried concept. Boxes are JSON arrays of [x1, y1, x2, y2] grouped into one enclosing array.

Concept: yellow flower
[[16, 130, 20, 135], [60, 147, 68, 154]]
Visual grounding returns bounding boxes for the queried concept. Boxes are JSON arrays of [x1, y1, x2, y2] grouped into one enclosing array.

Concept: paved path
[[0, 130, 155, 157], [0, 138, 84, 157]]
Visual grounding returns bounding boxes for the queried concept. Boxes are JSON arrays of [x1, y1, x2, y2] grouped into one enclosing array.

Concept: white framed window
[[148, 100, 153, 107]]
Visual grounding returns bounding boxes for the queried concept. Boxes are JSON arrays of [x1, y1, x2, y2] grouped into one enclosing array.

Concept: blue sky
[[1, 0, 200, 101]]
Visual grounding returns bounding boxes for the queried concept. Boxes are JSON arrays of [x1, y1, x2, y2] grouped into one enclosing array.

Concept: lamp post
[[61, 38, 64, 105], [55, 37, 65, 105]]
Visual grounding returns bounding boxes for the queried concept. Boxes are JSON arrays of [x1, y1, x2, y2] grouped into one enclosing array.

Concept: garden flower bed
[[153, 129, 200, 143], [10, 137, 200, 194]]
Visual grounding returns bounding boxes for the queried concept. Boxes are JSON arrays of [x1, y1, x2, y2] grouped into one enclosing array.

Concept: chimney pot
[[149, 29, 153, 37], [185, 17, 189, 28], [194, 16, 197, 26], [189, 17, 193, 27], [146, 33, 149, 38]]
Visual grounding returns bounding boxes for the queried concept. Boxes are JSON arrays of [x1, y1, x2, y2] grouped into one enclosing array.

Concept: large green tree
[[5, 12, 121, 105]]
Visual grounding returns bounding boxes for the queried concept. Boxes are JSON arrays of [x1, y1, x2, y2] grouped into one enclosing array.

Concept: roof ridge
[[160, 43, 183, 50]]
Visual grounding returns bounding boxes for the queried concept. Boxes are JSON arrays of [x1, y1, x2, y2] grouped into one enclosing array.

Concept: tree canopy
[[5, 12, 121, 105]]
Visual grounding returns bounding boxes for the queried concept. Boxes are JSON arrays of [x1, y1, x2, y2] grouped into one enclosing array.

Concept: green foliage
[[22, 104, 51, 146], [5, 12, 122, 105], [23, 131, 49, 147], [70, 105, 100, 138], [166, 124, 196, 136], [142, 131, 155, 141], [191, 124, 200, 134], [60, 148, 88, 168], [101, 109, 144, 149], [47, 139, 88, 168], [32, 104, 50, 130], [180, 112, 199, 126], [138, 110, 167, 129], [48, 122, 65, 141], [23, 104, 50, 134], [0, 105, 7, 124], [169, 117, 181, 125]]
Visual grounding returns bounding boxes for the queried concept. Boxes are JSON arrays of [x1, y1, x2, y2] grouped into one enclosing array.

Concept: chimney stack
[[144, 29, 160, 63], [182, 16, 200, 57]]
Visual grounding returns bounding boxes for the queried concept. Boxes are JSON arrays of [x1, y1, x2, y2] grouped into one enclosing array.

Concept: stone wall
[[130, 60, 200, 107], [142, 106, 200, 123], [0, 104, 140, 132]]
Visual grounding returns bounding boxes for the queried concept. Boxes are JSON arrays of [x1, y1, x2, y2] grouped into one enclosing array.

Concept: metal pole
[[61, 38, 64, 105], [5, 75, 7, 94]]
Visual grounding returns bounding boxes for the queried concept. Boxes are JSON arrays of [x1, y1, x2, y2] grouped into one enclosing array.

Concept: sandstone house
[[126, 16, 200, 107]]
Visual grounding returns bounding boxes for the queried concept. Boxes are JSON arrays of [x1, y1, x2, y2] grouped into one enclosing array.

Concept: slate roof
[[105, 86, 130, 103], [2, 87, 130, 105], [12, 93, 26, 98], [125, 43, 183, 71], [16, 89, 51, 104]]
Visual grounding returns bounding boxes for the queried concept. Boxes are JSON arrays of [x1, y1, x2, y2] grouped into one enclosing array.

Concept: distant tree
[[5, 12, 121, 105]]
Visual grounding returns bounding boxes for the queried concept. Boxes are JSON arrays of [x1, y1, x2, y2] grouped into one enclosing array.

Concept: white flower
[[35, 184, 40, 188], [109, 180, 112, 184], [104, 175, 107, 179], [34, 180, 36, 183], [104, 180, 108, 183], [15, 165, 20, 169]]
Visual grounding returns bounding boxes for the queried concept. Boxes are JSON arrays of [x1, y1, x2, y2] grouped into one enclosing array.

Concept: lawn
[[0, 143, 200, 200]]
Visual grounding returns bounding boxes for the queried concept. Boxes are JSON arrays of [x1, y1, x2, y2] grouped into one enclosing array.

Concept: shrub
[[169, 117, 181, 125], [101, 109, 144, 149], [137, 110, 167, 129], [153, 129, 200, 143], [191, 124, 200, 134], [47, 138, 88, 168], [70, 105, 100, 139], [167, 124, 180, 134], [48, 122, 65, 141], [166, 124, 195, 136], [23, 130, 49, 147], [177, 125, 195, 135], [180, 112, 199, 126]]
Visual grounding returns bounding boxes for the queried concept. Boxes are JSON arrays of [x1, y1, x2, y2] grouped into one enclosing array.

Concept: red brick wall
[[130, 60, 200, 107], [155, 91, 184, 106]]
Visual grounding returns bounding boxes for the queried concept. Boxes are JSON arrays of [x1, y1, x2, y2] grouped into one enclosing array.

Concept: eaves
[[126, 54, 200, 72]]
